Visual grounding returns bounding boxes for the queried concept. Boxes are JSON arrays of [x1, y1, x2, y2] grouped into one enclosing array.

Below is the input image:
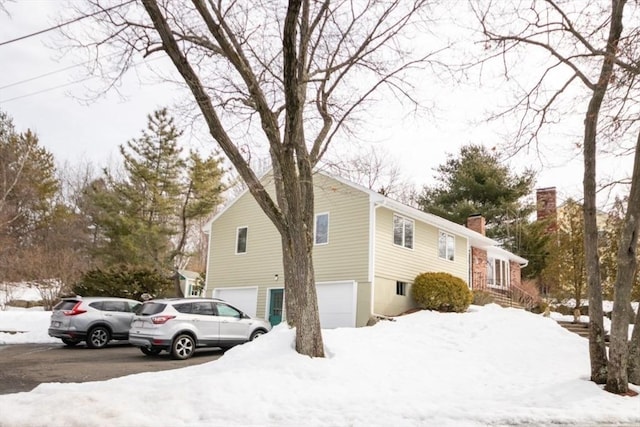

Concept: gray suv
[[129, 298, 271, 359], [48, 297, 141, 348]]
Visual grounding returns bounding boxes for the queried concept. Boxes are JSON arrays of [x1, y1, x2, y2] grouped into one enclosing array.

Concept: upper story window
[[393, 214, 414, 249], [236, 226, 248, 254], [315, 213, 329, 245], [438, 231, 455, 261]]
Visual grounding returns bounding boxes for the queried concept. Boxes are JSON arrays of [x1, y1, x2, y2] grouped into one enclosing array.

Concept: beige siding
[[373, 207, 469, 316], [207, 173, 372, 322], [373, 277, 417, 316], [312, 174, 370, 284]]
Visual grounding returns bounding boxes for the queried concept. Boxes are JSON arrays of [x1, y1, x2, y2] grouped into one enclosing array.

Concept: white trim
[[314, 212, 330, 245], [235, 225, 248, 255], [204, 227, 213, 295]]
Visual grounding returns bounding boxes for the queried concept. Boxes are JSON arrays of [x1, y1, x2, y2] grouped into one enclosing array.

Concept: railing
[[510, 282, 537, 309], [472, 271, 538, 309]]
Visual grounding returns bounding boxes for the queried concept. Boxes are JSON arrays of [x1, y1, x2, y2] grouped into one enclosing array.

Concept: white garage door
[[212, 287, 258, 317], [316, 281, 356, 328]]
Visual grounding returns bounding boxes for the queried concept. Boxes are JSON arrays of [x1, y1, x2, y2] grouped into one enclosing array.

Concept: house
[[204, 171, 528, 328], [177, 270, 203, 297]]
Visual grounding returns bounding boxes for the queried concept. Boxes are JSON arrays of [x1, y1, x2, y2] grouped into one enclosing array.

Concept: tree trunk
[[281, 229, 324, 357], [610, 129, 640, 391], [583, 0, 626, 384]]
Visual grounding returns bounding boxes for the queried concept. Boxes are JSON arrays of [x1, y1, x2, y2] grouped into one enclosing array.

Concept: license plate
[[132, 320, 144, 327]]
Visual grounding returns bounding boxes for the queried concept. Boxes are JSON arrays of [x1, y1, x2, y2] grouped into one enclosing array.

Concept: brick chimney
[[466, 214, 486, 236], [536, 187, 557, 232]]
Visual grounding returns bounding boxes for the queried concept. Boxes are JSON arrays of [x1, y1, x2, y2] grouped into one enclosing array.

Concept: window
[[102, 301, 126, 312], [393, 214, 414, 249], [236, 226, 248, 254], [315, 213, 329, 245], [396, 281, 407, 296], [215, 303, 242, 318], [438, 231, 455, 261], [487, 258, 509, 288], [192, 301, 215, 316]]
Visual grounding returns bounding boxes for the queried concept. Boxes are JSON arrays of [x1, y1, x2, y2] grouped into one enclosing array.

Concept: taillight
[[63, 302, 87, 316], [151, 315, 175, 325]]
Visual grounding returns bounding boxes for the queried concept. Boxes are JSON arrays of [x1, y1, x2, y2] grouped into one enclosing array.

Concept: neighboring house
[[178, 270, 203, 297], [205, 171, 527, 328]]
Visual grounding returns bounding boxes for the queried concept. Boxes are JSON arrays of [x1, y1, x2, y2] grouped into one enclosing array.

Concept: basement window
[[396, 281, 408, 296]]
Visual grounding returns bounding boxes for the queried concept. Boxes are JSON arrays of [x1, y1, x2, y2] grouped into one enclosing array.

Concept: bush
[[411, 272, 473, 313], [73, 266, 173, 300], [472, 290, 494, 306]]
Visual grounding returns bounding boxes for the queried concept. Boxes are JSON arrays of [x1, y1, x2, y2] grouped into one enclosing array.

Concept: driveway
[[0, 342, 223, 395]]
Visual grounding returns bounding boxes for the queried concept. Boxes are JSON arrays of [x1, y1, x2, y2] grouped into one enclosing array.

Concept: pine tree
[[85, 108, 225, 276]]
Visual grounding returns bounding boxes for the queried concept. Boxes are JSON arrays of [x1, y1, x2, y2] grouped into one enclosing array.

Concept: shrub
[[472, 290, 494, 306], [73, 266, 173, 300], [411, 272, 472, 313]]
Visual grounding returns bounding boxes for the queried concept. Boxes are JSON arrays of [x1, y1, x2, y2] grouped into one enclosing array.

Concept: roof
[[177, 270, 201, 280]]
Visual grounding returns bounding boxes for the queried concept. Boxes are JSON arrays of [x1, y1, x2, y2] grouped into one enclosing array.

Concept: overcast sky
[[1, 1, 631, 207]]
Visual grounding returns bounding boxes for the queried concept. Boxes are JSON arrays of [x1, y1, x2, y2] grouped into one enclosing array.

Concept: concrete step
[[557, 321, 590, 338], [556, 320, 610, 344]]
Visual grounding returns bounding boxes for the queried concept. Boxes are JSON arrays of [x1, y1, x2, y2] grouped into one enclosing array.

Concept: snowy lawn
[[0, 304, 638, 427]]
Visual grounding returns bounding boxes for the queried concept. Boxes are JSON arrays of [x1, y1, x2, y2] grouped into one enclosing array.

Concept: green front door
[[268, 289, 284, 326]]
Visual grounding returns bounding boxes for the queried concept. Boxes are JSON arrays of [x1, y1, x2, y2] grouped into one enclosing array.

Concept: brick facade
[[466, 214, 486, 236], [536, 187, 558, 232], [509, 260, 521, 290], [471, 246, 488, 290]]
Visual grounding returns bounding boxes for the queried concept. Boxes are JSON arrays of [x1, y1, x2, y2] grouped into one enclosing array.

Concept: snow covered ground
[[0, 304, 638, 427]]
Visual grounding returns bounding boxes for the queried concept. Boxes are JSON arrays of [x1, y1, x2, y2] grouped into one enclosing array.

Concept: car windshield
[[135, 302, 166, 316]]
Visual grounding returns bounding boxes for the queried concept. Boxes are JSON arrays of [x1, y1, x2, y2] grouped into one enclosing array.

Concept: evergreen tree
[[418, 144, 536, 247], [85, 109, 225, 276], [0, 110, 61, 282]]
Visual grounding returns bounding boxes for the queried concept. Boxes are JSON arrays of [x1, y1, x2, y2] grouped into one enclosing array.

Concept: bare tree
[[471, 0, 640, 393], [62, 0, 442, 356], [322, 146, 418, 205]]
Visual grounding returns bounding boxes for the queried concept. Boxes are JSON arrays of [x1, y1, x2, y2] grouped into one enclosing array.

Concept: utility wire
[[0, 51, 122, 91], [0, 77, 96, 103], [0, 55, 164, 103], [0, 0, 136, 47]]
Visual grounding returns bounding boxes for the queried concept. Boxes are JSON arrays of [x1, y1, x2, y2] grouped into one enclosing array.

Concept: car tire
[[171, 334, 195, 360], [250, 329, 265, 341], [62, 338, 80, 347], [140, 347, 162, 356], [86, 326, 110, 349]]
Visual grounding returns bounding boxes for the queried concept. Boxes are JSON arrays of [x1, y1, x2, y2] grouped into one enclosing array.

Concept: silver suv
[[48, 297, 141, 348], [129, 298, 271, 359]]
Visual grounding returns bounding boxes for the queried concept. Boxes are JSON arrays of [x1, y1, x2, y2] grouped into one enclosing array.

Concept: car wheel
[[62, 338, 79, 347], [171, 334, 195, 360], [250, 329, 265, 341], [140, 347, 162, 356], [86, 326, 110, 349]]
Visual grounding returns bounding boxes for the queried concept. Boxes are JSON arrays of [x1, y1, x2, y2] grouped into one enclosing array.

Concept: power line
[[0, 0, 136, 47], [0, 51, 122, 91], [0, 55, 165, 103], [0, 76, 96, 103]]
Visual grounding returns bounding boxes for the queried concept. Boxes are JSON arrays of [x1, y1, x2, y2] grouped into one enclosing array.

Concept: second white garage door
[[316, 280, 356, 328], [212, 287, 258, 318]]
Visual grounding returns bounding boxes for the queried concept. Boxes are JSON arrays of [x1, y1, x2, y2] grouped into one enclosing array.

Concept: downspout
[[370, 198, 394, 320]]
